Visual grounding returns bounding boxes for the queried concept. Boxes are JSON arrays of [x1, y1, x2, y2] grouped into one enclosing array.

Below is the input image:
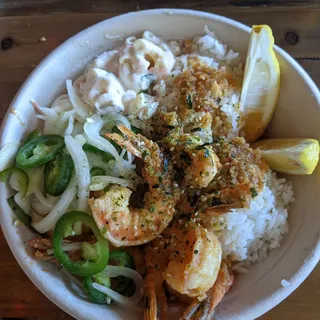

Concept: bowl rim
[[1, 8, 319, 320]]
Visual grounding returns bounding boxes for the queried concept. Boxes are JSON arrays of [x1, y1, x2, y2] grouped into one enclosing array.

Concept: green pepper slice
[[83, 143, 104, 155], [83, 250, 134, 304], [7, 196, 31, 229], [83, 273, 111, 304], [16, 135, 65, 169], [109, 251, 135, 294], [53, 211, 109, 277], [0, 167, 29, 197], [44, 152, 74, 196], [83, 143, 114, 163], [131, 126, 142, 134], [90, 167, 106, 176], [25, 129, 42, 144]]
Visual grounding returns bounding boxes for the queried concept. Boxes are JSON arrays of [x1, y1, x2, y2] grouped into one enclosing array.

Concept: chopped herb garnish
[[204, 148, 210, 158], [186, 94, 193, 109], [142, 150, 149, 160], [138, 89, 149, 94], [101, 227, 107, 235], [150, 206, 155, 213], [196, 143, 211, 150], [250, 187, 258, 198], [131, 126, 142, 134], [190, 127, 202, 133]]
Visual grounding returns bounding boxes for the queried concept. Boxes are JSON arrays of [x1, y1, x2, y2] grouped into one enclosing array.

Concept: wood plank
[[0, 0, 319, 17], [0, 8, 319, 65]]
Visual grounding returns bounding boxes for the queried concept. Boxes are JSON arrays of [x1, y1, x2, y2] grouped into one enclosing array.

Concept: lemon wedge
[[253, 138, 320, 175], [240, 25, 280, 142]]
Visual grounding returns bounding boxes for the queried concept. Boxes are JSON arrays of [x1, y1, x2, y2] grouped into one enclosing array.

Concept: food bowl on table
[[0, 9, 319, 320]]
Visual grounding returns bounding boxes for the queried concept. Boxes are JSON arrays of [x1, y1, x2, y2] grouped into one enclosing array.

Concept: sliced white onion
[[65, 135, 90, 212], [46, 242, 82, 255], [31, 100, 58, 120], [83, 114, 135, 177], [120, 149, 126, 159], [126, 152, 134, 164], [89, 176, 135, 191], [65, 113, 76, 136], [0, 142, 21, 171], [14, 193, 32, 215], [31, 210, 43, 223], [52, 93, 69, 105], [72, 122, 84, 137], [74, 134, 86, 146], [66, 79, 90, 122], [102, 113, 131, 131], [85, 153, 119, 175], [61, 110, 77, 124], [32, 175, 77, 233], [31, 196, 51, 216], [84, 114, 121, 160], [34, 189, 56, 209], [93, 265, 144, 306], [51, 94, 73, 113]]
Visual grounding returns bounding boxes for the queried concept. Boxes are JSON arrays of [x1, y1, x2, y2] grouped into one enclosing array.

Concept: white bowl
[[0, 9, 319, 320]]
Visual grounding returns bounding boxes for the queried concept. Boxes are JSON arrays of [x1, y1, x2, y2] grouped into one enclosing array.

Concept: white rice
[[157, 26, 244, 141], [215, 171, 294, 266]]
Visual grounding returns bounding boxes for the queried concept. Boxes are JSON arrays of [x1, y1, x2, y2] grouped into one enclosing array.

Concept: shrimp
[[144, 219, 222, 320], [195, 137, 268, 220], [163, 130, 220, 189], [88, 125, 180, 247], [181, 260, 234, 320]]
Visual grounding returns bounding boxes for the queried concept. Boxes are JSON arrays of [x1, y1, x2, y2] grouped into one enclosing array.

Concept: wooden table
[[0, 1, 319, 319]]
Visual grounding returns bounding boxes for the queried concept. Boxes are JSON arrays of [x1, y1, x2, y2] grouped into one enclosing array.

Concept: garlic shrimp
[[163, 131, 220, 189], [88, 125, 180, 247], [144, 219, 222, 320]]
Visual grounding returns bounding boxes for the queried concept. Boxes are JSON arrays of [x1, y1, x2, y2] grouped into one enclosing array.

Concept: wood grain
[[0, 0, 320, 17], [0, 3, 319, 320]]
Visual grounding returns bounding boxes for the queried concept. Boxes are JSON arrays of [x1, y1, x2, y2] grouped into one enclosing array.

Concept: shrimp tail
[[106, 125, 153, 159], [180, 260, 234, 320], [105, 132, 142, 157], [144, 274, 168, 320], [204, 260, 234, 316], [180, 300, 202, 320]]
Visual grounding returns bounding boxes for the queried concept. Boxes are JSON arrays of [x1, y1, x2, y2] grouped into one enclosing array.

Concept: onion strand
[[93, 266, 144, 306]]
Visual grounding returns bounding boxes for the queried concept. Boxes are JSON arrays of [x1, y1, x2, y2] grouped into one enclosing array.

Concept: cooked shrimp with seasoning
[[4, 24, 316, 319], [144, 219, 223, 320], [162, 130, 220, 189], [89, 125, 180, 247]]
